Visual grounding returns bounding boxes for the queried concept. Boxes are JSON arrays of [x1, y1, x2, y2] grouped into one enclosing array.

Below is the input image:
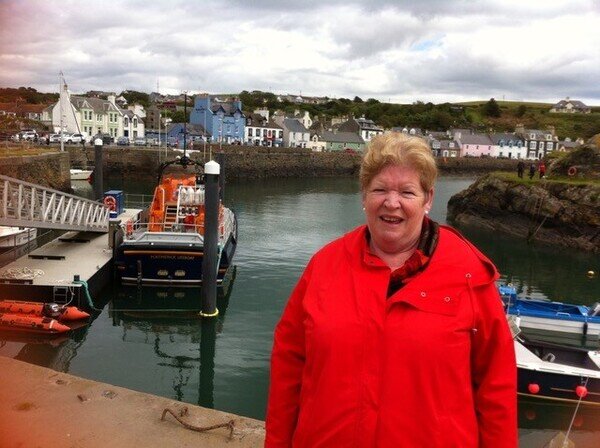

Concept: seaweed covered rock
[[447, 174, 600, 253]]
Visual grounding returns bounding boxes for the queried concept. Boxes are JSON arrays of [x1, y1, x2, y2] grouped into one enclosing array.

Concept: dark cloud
[[0, 0, 598, 104]]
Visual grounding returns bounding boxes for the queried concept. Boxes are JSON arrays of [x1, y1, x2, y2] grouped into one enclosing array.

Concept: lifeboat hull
[[0, 300, 90, 321], [0, 313, 70, 334]]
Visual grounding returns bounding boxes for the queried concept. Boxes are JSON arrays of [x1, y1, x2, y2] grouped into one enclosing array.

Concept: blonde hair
[[359, 132, 437, 193]]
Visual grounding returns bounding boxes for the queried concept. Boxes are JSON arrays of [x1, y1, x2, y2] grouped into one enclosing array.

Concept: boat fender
[[126, 220, 133, 237], [583, 321, 588, 336], [187, 187, 195, 205], [179, 187, 187, 205], [575, 385, 588, 398], [542, 352, 556, 363]]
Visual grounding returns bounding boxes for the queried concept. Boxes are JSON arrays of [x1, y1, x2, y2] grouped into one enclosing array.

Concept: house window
[[278, 130, 283, 138], [539, 142, 545, 150], [124, 117, 129, 127], [133, 118, 138, 127], [529, 141, 537, 149], [546, 142, 553, 151]]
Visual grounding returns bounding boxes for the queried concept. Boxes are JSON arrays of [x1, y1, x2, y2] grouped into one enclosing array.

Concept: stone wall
[[0, 151, 70, 190], [69, 145, 520, 181]]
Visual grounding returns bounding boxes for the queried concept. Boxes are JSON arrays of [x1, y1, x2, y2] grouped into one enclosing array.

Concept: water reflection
[[0, 319, 90, 371], [105, 267, 236, 407]]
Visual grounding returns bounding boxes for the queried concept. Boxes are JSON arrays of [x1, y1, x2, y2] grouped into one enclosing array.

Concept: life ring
[[103, 195, 117, 211], [567, 166, 577, 176]]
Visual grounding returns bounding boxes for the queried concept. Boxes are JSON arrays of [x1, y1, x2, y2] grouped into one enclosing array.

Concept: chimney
[[108, 94, 116, 105]]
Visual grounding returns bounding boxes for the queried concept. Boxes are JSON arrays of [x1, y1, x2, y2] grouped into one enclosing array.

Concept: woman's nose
[[383, 191, 402, 208]]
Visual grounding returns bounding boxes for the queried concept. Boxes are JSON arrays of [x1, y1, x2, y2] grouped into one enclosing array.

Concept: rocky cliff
[[447, 146, 600, 253]]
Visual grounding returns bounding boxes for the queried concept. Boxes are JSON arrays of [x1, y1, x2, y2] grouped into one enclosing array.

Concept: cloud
[[0, 0, 598, 104]]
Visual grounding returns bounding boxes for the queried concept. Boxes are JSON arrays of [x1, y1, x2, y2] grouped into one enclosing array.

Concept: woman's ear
[[425, 187, 435, 210]]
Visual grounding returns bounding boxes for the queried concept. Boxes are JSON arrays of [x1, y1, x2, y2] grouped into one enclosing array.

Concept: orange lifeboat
[[0, 312, 70, 334], [0, 300, 90, 321]]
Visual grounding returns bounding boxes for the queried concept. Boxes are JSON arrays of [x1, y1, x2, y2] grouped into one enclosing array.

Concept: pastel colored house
[[190, 94, 245, 144], [489, 133, 526, 159], [457, 133, 494, 157]]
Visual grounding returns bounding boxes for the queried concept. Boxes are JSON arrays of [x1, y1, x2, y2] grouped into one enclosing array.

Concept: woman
[[265, 132, 516, 448]]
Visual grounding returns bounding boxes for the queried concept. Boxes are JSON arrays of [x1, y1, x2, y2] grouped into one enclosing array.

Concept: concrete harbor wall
[[0, 356, 265, 447]]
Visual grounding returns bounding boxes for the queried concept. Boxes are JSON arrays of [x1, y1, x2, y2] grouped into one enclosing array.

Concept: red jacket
[[266, 225, 516, 448]]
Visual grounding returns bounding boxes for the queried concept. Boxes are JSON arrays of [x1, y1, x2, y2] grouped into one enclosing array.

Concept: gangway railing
[[0, 174, 110, 232]]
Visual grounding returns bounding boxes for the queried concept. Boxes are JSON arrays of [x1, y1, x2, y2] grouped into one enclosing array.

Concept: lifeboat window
[[174, 270, 186, 277], [157, 270, 169, 277]]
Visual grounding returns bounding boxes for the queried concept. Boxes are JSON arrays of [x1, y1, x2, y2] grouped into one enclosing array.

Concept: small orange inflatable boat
[[0, 300, 89, 321], [0, 312, 70, 334]]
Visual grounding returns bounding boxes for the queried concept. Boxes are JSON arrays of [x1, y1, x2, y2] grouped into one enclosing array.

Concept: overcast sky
[[1, 0, 599, 105]]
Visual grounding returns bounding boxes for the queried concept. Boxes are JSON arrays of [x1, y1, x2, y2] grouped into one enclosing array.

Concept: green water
[[3, 176, 600, 445]]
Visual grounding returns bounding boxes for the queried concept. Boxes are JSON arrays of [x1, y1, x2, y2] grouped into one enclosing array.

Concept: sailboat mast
[[59, 72, 64, 153]]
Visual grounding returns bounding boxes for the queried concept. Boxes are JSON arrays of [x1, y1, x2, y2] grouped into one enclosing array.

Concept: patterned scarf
[[386, 216, 439, 297]]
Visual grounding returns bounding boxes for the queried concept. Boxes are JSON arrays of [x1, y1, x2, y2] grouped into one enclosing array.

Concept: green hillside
[[240, 92, 600, 140]]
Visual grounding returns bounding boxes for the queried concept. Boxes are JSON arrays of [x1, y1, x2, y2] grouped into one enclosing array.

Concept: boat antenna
[[183, 91, 188, 157]]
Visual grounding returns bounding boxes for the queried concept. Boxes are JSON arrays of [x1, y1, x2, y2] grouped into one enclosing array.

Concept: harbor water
[[2, 175, 600, 446]]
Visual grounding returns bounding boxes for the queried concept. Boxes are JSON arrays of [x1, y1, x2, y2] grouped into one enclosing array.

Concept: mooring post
[[200, 160, 220, 317], [93, 138, 104, 200]]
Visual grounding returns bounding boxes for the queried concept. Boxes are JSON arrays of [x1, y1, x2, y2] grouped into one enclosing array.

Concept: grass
[[494, 171, 600, 186], [0, 145, 57, 157]]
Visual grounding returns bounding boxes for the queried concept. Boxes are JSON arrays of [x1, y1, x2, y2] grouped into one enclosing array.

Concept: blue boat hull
[[114, 233, 236, 286]]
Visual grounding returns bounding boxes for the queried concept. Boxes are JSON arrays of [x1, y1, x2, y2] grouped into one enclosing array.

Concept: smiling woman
[[266, 132, 517, 448]]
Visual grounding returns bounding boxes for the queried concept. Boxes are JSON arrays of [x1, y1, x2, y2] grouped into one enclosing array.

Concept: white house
[[41, 85, 145, 141]]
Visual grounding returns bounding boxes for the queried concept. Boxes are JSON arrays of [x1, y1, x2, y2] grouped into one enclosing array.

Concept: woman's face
[[362, 164, 434, 255]]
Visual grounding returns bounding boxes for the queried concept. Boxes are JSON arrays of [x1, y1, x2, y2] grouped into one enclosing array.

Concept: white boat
[[500, 285, 600, 338], [0, 227, 37, 248], [70, 169, 93, 181]]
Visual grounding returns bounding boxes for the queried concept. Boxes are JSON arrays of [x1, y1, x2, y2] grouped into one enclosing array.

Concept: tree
[[515, 104, 527, 118], [353, 96, 363, 103], [483, 98, 501, 118]]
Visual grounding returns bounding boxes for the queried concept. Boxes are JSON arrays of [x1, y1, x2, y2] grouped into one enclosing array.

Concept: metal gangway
[[0, 174, 110, 232]]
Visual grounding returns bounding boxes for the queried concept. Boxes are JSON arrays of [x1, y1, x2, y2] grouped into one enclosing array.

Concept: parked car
[[134, 137, 146, 146], [49, 134, 62, 143], [116, 136, 130, 146], [68, 133, 86, 144], [21, 131, 38, 141], [145, 137, 159, 146]]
